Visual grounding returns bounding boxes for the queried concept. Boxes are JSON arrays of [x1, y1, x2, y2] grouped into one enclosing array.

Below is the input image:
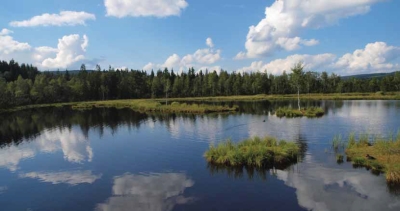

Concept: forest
[[0, 59, 400, 109]]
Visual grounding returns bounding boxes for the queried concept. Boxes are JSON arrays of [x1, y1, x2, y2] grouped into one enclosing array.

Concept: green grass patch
[[344, 131, 400, 184], [204, 136, 300, 168], [336, 154, 344, 164], [67, 100, 238, 114], [2, 92, 400, 114], [275, 107, 325, 118]]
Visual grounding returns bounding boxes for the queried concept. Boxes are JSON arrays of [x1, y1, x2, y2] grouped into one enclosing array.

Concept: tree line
[[0, 60, 399, 109]]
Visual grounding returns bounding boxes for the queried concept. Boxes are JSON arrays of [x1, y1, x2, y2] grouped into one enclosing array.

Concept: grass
[[168, 92, 400, 102], [1, 99, 238, 114], [275, 107, 325, 118], [1, 92, 399, 114], [204, 136, 300, 168], [72, 100, 239, 114], [336, 154, 344, 164], [344, 131, 400, 184], [332, 134, 345, 152]]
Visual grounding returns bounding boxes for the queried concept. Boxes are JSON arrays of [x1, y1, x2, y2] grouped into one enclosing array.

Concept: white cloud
[[105, 0, 188, 18], [163, 54, 181, 69], [143, 38, 221, 72], [193, 49, 221, 64], [0, 29, 89, 70], [0, 28, 13, 36], [41, 34, 89, 69], [335, 42, 400, 74], [238, 42, 400, 75], [0, 28, 31, 55], [10, 11, 96, 27], [206, 37, 214, 48], [33, 46, 58, 61], [19, 171, 102, 185], [237, 0, 385, 59], [238, 53, 336, 75], [96, 172, 195, 211]]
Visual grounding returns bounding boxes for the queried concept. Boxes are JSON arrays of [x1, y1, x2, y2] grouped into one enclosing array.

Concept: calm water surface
[[0, 100, 399, 211]]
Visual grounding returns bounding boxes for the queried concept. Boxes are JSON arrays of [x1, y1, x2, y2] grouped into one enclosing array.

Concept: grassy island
[[204, 136, 300, 168], [275, 107, 325, 118], [342, 133, 400, 184], [71, 100, 238, 114]]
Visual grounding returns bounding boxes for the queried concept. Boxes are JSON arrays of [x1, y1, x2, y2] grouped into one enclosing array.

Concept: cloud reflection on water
[[0, 128, 93, 171], [96, 172, 195, 211], [274, 163, 400, 211], [19, 170, 102, 185]]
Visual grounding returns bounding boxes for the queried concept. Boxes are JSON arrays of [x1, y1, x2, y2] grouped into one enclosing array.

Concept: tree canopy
[[0, 59, 399, 109]]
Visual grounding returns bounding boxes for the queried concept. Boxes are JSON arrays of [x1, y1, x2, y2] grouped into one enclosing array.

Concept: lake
[[0, 100, 399, 211]]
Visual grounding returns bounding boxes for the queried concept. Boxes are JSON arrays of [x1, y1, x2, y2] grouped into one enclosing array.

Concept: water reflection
[[0, 128, 92, 171], [0, 186, 7, 194], [19, 170, 102, 185], [274, 161, 400, 211], [96, 173, 195, 211], [0, 101, 398, 211]]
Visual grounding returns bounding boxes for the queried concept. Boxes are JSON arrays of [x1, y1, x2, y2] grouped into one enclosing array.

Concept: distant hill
[[341, 72, 396, 80]]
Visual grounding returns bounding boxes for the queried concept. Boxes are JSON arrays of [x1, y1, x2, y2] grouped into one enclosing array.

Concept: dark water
[[0, 100, 399, 211]]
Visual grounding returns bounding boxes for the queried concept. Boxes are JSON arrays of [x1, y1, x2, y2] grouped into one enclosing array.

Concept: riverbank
[[1, 92, 399, 114]]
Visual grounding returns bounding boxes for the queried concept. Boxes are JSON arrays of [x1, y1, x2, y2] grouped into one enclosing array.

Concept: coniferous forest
[[0, 59, 399, 109]]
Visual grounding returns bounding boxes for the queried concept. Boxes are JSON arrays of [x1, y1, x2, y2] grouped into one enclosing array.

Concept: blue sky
[[0, 0, 400, 75]]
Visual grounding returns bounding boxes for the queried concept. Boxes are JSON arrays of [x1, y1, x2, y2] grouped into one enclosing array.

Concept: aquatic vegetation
[[204, 136, 300, 168], [332, 135, 344, 152], [336, 154, 344, 164], [344, 131, 400, 184], [69, 100, 238, 114], [275, 107, 324, 118]]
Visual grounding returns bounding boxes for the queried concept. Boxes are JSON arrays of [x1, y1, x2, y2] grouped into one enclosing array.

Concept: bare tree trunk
[[297, 87, 301, 110]]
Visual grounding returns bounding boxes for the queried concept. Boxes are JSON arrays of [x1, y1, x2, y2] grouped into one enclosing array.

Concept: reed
[[344, 131, 400, 184], [275, 107, 325, 118], [336, 154, 344, 163], [332, 134, 344, 151], [69, 100, 238, 114], [204, 136, 300, 168]]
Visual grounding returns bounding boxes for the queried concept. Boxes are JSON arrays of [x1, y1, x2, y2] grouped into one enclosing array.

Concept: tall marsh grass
[[71, 100, 238, 114], [275, 107, 324, 118], [343, 131, 400, 184], [204, 136, 300, 168]]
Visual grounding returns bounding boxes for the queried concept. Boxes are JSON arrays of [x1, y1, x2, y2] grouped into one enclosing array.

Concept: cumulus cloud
[[238, 53, 336, 75], [335, 42, 400, 74], [206, 37, 214, 48], [105, 0, 188, 18], [41, 34, 89, 69], [143, 38, 221, 72], [238, 42, 400, 75], [96, 172, 195, 211], [0, 29, 90, 70], [19, 171, 102, 185], [236, 0, 385, 59], [0, 28, 13, 36], [10, 11, 96, 27], [0, 28, 31, 56]]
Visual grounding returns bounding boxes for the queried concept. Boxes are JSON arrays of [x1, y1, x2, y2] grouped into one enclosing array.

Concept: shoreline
[[1, 92, 399, 114]]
